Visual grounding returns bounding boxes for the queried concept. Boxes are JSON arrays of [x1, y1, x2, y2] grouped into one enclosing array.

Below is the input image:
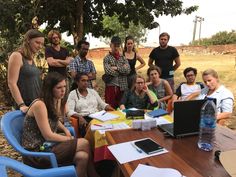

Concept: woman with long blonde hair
[[8, 29, 44, 112], [193, 69, 234, 125]]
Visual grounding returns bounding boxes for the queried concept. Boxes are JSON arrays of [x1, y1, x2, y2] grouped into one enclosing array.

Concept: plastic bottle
[[40, 142, 56, 151], [198, 98, 217, 151], [64, 116, 71, 127]]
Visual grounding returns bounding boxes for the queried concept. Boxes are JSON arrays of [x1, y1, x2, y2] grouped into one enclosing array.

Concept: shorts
[[23, 139, 77, 168]]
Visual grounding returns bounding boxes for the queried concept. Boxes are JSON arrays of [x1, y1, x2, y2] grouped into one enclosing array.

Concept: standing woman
[[8, 29, 44, 112], [124, 35, 146, 89], [21, 72, 99, 177]]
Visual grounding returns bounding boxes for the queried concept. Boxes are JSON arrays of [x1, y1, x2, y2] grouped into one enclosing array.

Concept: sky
[[63, 0, 236, 48]]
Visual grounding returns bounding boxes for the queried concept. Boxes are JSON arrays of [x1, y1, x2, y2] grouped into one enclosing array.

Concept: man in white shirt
[[172, 67, 204, 102]]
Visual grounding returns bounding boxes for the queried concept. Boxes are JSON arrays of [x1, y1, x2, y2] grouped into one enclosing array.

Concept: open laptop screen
[[159, 99, 216, 138]]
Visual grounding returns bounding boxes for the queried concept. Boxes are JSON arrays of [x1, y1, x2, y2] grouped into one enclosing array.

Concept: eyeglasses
[[186, 74, 195, 77]]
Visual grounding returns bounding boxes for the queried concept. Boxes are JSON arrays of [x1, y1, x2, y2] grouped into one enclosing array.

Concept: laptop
[[158, 99, 216, 138]]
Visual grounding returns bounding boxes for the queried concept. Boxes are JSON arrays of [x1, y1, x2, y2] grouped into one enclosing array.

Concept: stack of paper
[[98, 122, 130, 134], [89, 110, 119, 121], [91, 124, 113, 131], [131, 164, 183, 177]]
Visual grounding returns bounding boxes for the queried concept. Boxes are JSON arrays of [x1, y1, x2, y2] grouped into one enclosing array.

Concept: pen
[[94, 124, 103, 127], [131, 142, 142, 153], [102, 111, 107, 115]]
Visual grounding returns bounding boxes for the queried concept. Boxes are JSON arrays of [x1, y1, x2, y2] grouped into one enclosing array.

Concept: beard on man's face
[[159, 41, 168, 48], [80, 52, 87, 58], [52, 40, 60, 45]]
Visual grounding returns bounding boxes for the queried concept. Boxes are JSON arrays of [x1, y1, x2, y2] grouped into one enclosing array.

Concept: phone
[[134, 138, 164, 155]]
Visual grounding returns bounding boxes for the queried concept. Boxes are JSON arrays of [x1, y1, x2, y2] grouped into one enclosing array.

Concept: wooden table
[[106, 126, 236, 177]]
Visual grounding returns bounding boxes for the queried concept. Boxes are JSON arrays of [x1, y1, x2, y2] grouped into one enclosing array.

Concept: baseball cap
[[111, 36, 121, 44]]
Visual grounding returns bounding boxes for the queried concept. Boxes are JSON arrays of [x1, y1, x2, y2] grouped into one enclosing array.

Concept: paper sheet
[[219, 149, 236, 177], [108, 139, 168, 164], [98, 122, 130, 134], [131, 164, 183, 177], [89, 110, 119, 121], [145, 114, 171, 125], [91, 124, 113, 131]]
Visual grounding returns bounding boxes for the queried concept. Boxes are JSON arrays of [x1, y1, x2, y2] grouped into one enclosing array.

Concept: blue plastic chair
[[0, 156, 77, 177], [0, 110, 75, 168]]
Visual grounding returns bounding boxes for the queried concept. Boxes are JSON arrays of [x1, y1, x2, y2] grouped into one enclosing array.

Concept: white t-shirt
[[197, 85, 234, 113], [175, 82, 204, 100]]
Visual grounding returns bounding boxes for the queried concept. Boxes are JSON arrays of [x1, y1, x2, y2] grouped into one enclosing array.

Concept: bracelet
[[18, 102, 26, 108]]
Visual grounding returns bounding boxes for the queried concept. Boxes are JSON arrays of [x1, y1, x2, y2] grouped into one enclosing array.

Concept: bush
[[190, 30, 236, 46]]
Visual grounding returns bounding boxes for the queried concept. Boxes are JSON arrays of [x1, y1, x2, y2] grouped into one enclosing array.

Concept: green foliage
[[190, 30, 236, 46], [102, 14, 147, 45], [0, 0, 197, 47]]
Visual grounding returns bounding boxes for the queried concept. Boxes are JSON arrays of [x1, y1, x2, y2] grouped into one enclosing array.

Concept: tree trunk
[[73, 0, 84, 46]]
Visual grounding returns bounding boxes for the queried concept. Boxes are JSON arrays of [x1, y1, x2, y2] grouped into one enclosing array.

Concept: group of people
[[7, 28, 235, 176]]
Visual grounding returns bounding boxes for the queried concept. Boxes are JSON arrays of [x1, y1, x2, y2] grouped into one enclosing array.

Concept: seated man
[[172, 67, 204, 102], [168, 67, 204, 112]]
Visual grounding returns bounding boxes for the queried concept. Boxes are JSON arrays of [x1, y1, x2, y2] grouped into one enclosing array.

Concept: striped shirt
[[69, 55, 96, 88]]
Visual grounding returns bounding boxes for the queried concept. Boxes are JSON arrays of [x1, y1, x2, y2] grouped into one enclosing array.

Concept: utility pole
[[198, 16, 204, 44], [192, 16, 198, 42], [192, 16, 204, 44]]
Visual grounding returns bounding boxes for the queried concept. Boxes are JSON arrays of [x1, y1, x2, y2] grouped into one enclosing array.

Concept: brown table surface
[[106, 126, 236, 177]]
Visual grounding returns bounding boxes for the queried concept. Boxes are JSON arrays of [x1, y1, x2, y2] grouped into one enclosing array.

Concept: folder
[[147, 109, 168, 118]]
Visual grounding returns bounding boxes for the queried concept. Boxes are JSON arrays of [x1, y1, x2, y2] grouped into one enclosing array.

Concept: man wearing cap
[[103, 36, 131, 108]]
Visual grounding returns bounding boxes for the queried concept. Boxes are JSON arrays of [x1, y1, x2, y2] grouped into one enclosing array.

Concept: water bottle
[[64, 116, 71, 127], [198, 99, 217, 151], [40, 142, 56, 151]]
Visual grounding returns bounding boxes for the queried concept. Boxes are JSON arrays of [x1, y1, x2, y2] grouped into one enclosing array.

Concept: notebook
[[147, 109, 168, 118], [158, 99, 216, 138], [134, 138, 164, 155]]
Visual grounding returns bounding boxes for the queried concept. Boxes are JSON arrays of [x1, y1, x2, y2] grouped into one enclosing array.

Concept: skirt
[[23, 139, 77, 168]]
